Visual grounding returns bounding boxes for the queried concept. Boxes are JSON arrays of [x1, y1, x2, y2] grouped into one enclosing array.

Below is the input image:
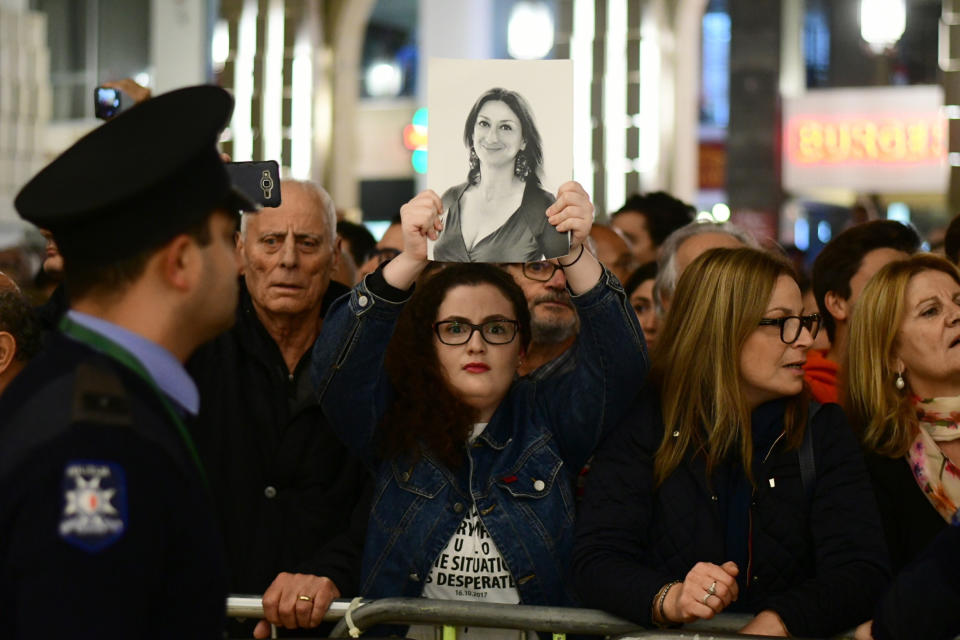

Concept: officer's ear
[[0, 331, 17, 376], [158, 233, 201, 292]]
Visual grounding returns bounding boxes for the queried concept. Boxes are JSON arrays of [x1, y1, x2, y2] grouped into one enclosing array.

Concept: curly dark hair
[[381, 264, 531, 468]]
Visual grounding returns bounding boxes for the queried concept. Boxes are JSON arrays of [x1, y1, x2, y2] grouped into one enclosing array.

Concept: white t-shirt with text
[[408, 424, 522, 640]]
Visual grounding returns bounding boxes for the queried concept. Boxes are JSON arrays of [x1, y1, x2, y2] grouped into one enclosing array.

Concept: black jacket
[[864, 451, 946, 574], [572, 388, 890, 638], [0, 334, 227, 638], [187, 280, 370, 597], [871, 524, 960, 640]]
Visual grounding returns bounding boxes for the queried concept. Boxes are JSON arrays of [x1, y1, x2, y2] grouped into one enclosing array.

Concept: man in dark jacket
[[1, 85, 253, 637], [188, 179, 369, 638]]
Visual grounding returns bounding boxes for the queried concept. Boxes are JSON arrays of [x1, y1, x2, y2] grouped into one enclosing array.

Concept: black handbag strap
[[799, 401, 822, 502]]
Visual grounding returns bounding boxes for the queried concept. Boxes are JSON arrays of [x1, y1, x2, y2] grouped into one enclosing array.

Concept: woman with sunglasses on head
[[573, 247, 889, 638], [312, 181, 647, 633]]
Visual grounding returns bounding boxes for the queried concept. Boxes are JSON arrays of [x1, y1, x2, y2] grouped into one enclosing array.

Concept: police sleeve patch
[[59, 460, 128, 552]]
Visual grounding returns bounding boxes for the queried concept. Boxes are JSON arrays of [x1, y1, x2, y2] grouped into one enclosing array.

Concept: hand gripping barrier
[[225, 596, 854, 639]]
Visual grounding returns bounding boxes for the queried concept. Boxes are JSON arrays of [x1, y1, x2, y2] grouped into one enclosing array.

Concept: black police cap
[[14, 85, 257, 266]]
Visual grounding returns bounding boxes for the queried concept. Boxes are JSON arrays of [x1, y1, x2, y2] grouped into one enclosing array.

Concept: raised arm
[[547, 181, 603, 294], [536, 182, 648, 466], [311, 190, 443, 465]]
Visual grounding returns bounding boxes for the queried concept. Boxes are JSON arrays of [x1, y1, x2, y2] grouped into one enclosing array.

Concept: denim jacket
[[312, 266, 648, 607]]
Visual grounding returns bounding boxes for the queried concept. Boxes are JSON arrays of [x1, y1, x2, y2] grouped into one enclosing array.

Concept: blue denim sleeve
[[534, 267, 648, 469], [311, 274, 410, 468]]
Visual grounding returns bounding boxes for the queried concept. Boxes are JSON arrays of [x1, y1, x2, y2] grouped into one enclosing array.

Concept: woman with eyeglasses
[[573, 247, 889, 638], [312, 182, 647, 631]]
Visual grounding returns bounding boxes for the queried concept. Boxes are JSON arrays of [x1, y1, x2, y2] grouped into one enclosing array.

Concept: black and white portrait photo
[[427, 59, 574, 263]]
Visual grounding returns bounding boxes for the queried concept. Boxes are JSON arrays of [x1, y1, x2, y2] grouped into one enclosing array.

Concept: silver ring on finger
[[702, 592, 713, 605], [707, 580, 717, 596]]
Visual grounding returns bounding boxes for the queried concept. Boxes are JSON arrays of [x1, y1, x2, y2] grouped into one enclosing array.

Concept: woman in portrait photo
[[431, 88, 569, 263]]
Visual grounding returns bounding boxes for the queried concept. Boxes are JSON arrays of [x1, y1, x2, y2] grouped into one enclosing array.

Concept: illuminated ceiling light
[[262, 0, 285, 164], [859, 0, 906, 53], [404, 107, 429, 175], [411, 149, 428, 175], [636, 34, 661, 176], [232, 0, 258, 161], [365, 60, 404, 99], [290, 30, 313, 179], [887, 202, 911, 224], [604, 0, 627, 212], [212, 19, 230, 69], [794, 218, 810, 251], [412, 106, 428, 129], [570, 0, 595, 187], [696, 210, 714, 221], [508, 1, 555, 60], [712, 202, 731, 222]]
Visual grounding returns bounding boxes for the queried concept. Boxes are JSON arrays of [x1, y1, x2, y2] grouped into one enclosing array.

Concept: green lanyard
[[59, 315, 208, 489]]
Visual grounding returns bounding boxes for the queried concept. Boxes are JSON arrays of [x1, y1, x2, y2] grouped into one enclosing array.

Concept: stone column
[[726, 0, 781, 240]]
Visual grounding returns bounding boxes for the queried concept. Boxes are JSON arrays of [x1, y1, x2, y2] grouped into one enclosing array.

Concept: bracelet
[[653, 580, 681, 628], [557, 243, 585, 268]]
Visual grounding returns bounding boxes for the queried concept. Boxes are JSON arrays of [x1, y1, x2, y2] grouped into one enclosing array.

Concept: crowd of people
[[1, 84, 959, 640]]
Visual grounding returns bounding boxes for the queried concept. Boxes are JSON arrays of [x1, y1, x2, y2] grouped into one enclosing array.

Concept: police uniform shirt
[[0, 324, 228, 638], [3, 85, 253, 638]]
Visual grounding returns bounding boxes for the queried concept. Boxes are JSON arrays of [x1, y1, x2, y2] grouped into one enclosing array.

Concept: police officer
[[0, 85, 256, 637]]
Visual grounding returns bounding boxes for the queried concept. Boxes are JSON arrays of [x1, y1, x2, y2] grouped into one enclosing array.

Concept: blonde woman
[[845, 254, 960, 640], [572, 247, 889, 638], [846, 254, 960, 573]]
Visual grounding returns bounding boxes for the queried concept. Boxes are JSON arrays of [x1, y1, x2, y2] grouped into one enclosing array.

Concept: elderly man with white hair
[[654, 220, 758, 316], [188, 179, 370, 639]]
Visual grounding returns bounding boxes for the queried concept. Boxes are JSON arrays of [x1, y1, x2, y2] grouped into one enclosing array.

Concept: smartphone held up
[[225, 161, 282, 208], [94, 87, 121, 120]]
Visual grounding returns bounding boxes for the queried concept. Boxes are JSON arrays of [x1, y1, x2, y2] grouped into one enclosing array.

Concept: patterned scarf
[[909, 396, 960, 525]]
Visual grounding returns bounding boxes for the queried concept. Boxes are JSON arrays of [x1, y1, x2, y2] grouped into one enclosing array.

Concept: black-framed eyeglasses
[[758, 313, 821, 344], [522, 261, 560, 282], [433, 319, 520, 345]]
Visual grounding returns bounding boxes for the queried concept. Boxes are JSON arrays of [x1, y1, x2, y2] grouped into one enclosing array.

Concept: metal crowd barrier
[[226, 596, 856, 639]]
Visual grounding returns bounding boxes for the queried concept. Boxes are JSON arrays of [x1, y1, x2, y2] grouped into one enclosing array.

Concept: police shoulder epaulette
[[71, 361, 133, 426]]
